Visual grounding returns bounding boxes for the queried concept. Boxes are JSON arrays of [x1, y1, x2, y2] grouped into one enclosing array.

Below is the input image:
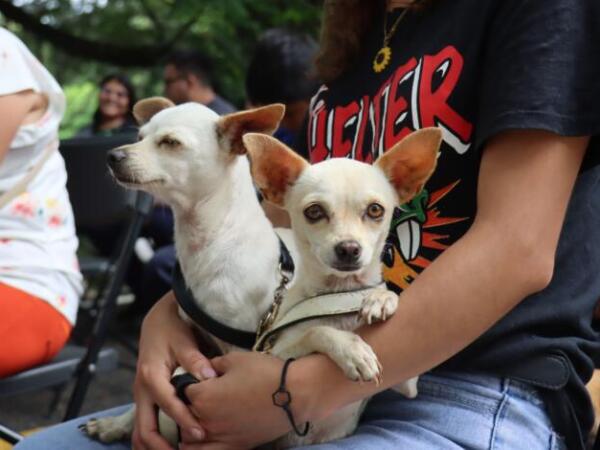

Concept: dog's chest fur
[[173, 158, 281, 343]]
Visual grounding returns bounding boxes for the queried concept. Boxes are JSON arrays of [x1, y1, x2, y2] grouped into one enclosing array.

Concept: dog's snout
[[334, 240, 362, 264], [107, 148, 127, 166]]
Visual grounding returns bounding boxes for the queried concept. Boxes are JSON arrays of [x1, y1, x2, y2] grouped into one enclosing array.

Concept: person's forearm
[[0, 92, 35, 164], [293, 220, 552, 420], [291, 131, 586, 422], [139, 290, 179, 337], [365, 218, 552, 383]]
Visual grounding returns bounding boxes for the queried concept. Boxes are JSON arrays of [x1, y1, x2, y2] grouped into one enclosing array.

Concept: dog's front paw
[[334, 335, 383, 385], [80, 412, 133, 443], [359, 288, 398, 324]]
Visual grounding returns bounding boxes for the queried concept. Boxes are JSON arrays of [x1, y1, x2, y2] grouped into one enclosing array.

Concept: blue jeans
[[14, 371, 566, 449]]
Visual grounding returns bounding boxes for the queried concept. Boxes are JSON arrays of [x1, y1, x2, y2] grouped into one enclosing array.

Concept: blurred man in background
[[163, 50, 236, 114]]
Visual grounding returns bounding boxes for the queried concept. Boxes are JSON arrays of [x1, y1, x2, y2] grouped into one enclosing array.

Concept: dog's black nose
[[107, 149, 127, 166], [334, 240, 362, 264]]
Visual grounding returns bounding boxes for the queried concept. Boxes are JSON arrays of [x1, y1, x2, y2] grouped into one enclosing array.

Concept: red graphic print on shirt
[[307, 46, 473, 291]]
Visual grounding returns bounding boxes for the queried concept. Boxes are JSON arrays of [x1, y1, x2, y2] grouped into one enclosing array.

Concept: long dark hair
[[246, 28, 319, 105], [92, 73, 137, 132], [315, 0, 428, 84]]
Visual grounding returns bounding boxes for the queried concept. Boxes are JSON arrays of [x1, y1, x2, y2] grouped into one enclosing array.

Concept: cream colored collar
[[254, 283, 387, 352]]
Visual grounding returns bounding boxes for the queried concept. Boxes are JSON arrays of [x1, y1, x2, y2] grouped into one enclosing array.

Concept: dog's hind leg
[[81, 406, 135, 443]]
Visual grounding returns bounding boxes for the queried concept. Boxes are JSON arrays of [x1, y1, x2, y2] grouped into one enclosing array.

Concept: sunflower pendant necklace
[[373, 7, 410, 73]]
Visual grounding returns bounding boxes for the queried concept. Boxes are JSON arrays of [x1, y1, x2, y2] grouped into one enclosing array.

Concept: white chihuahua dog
[[83, 97, 292, 445], [245, 127, 441, 448]]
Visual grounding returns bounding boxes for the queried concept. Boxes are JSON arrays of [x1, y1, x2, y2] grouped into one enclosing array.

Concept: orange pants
[[0, 282, 72, 378]]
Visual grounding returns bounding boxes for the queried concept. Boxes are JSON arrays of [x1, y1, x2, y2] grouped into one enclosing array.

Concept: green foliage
[[1, 0, 322, 135], [60, 81, 96, 139]]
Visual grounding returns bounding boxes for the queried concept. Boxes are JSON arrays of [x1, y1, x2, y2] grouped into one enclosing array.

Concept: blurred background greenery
[[0, 0, 322, 138]]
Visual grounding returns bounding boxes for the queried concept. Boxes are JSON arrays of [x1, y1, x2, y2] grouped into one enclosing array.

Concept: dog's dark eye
[[159, 136, 181, 147], [304, 204, 327, 223], [365, 203, 385, 220]]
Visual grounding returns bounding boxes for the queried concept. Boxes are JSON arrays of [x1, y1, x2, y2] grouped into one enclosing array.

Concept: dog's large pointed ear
[[243, 133, 309, 207], [375, 128, 442, 204], [217, 104, 285, 155], [133, 97, 175, 125]]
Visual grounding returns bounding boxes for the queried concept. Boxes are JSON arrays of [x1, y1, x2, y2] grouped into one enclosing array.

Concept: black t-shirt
[[298, 0, 600, 444]]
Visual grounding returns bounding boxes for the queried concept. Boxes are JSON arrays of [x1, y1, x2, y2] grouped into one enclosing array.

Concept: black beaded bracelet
[[272, 358, 310, 437]]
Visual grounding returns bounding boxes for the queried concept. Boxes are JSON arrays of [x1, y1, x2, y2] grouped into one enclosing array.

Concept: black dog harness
[[170, 236, 293, 408], [168, 238, 385, 441], [172, 236, 294, 350]]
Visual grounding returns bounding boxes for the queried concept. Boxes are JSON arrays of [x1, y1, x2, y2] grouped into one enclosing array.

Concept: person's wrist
[[286, 354, 340, 423], [144, 292, 177, 325], [160, 290, 178, 311]]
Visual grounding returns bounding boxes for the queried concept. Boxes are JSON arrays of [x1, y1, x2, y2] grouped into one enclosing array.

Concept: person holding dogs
[[14, 0, 600, 449]]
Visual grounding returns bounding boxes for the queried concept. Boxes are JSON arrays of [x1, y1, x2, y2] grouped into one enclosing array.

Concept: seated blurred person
[[73, 74, 139, 261], [246, 28, 319, 149], [76, 73, 137, 137], [0, 27, 82, 377], [163, 49, 236, 114]]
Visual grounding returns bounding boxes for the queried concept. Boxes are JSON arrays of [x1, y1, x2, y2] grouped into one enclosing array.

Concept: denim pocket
[[417, 373, 501, 418]]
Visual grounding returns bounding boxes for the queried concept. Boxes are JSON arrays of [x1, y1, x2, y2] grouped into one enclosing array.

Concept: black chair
[[0, 135, 153, 444], [63, 135, 151, 359], [62, 135, 139, 302]]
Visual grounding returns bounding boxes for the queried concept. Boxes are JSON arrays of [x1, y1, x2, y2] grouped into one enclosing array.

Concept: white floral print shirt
[[0, 28, 82, 324]]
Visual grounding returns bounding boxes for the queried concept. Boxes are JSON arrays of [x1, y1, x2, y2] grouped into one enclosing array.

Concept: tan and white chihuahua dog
[[83, 98, 293, 444], [244, 127, 441, 448]]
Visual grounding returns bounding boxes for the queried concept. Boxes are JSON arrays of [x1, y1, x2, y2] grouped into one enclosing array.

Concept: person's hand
[[132, 292, 217, 450], [178, 351, 325, 450], [179, 350, 384, 450]]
